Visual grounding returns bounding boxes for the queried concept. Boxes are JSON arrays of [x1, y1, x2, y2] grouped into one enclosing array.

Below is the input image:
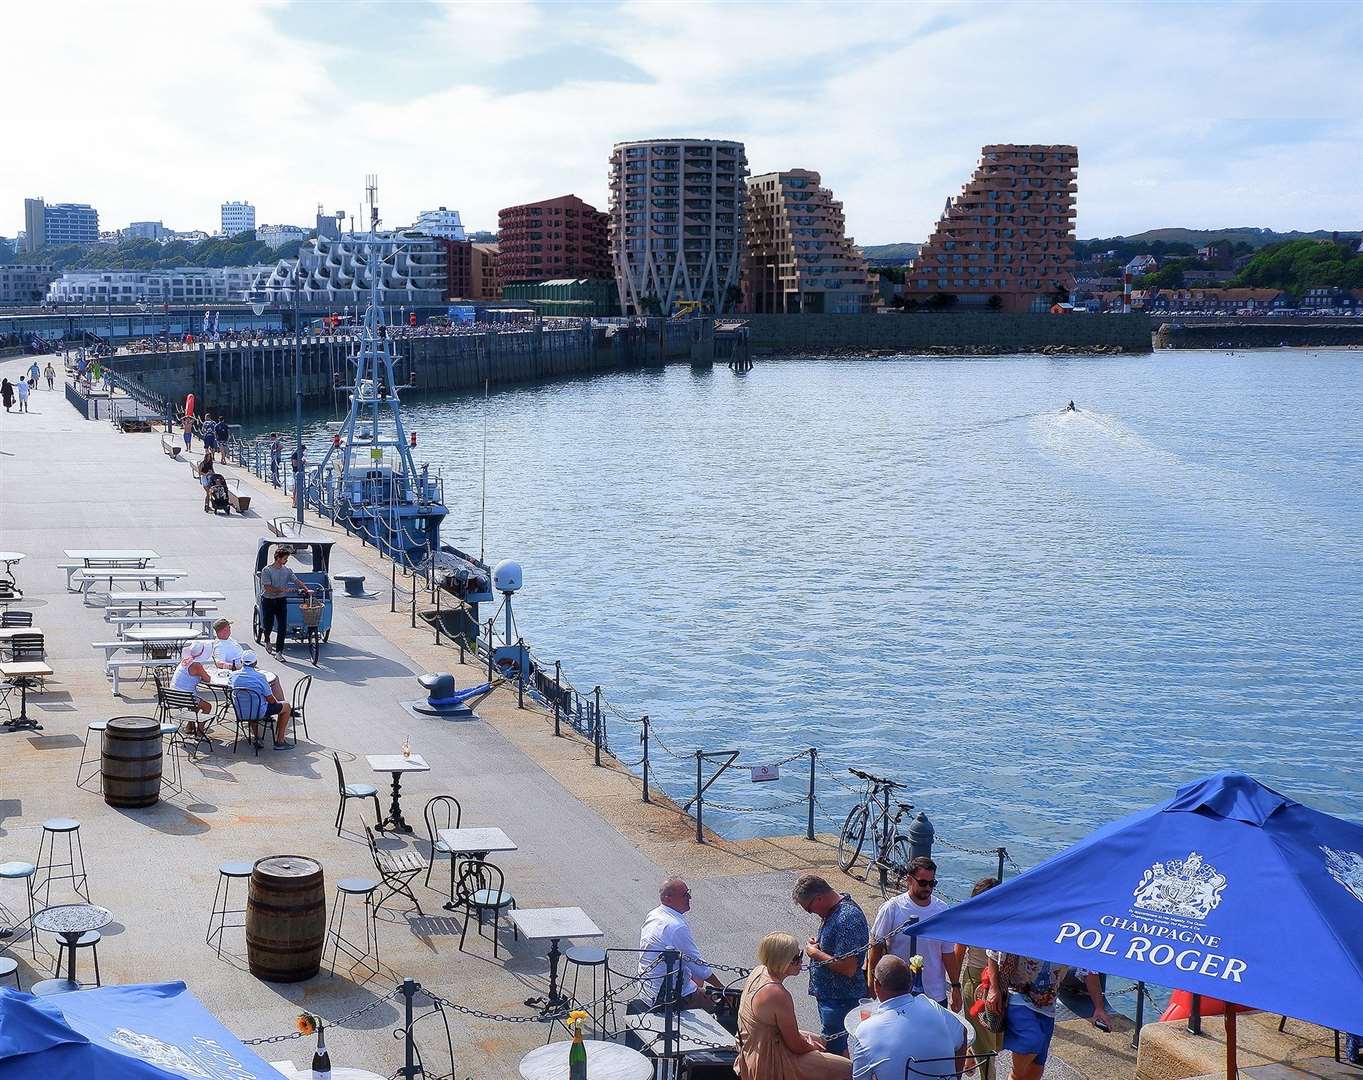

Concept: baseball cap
[[241, 651, 259, 666]]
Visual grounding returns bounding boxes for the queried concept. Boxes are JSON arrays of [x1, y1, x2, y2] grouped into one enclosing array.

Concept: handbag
[[969, 966, 1006, 1034]]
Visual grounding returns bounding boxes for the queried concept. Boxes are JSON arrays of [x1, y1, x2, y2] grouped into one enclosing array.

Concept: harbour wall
[[107, 320, 710, 419], [1156, 320, 1363, 349], [745, 312, 1153, 354]]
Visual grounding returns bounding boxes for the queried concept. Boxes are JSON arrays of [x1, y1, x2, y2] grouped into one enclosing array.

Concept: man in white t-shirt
[[851, 956, 966, 1080], [869, 857, 962, 1010], [213, 617, 287, 701]]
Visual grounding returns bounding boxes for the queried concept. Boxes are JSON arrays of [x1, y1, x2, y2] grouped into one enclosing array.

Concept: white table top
[[0, 627, 43, 640], [509, 906, 602, 942], [77, 568, 187, 579], [625, 1007, 737, 1051], [436, 827, 517, 854], [843, 999, 972, 1040], [367, 753, 430, 773], [122, 627, 208, 643], [104, 591, 225, 606], [0, 661, 53, 678], [65, 549, 159, 562], [207, 668, 279, 688], [0, 552, 26, 563], [519, 1040, 652, 1080], [270, 1064, 387, 1080]]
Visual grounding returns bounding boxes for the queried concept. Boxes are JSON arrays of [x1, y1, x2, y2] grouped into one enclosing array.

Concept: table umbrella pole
[[1225, 1005, 1238, 1080]]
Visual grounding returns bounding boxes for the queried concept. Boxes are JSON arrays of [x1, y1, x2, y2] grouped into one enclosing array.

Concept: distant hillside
[[859, 242, 920, 263], [0, 233, 306, 271], [1086, 227, 1359, 249]]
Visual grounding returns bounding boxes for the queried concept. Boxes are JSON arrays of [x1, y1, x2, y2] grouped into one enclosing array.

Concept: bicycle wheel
[[308, 629, 320, 665], [837, 805, 869, 871], [879, 836, 912, 898]]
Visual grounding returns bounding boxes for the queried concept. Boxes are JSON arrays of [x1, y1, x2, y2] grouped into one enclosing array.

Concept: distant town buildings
[[412, 207, 467, 241], [122, 220, 168, 242], [23, 198, 99, 251], [497, 195, 610, 284], [0, 264, 59, 305], [609, 138, 747, 315], [744, 169, 875, 314], [220, 200, 256, 237], [46, 265, 270, 305], [500, 278, 620, 316], [447, 240, 501, 301], [255, 231, 449, 305], [1125, 254, 1158, 276], [255, 223, 309, 248], [905, 145, 1078, 312]]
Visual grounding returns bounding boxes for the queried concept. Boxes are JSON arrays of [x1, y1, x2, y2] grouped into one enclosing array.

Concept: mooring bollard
[[909, 811, 934, 862]]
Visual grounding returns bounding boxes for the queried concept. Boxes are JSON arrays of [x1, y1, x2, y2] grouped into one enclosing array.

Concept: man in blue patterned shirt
[[795, 874, 870, 1056]]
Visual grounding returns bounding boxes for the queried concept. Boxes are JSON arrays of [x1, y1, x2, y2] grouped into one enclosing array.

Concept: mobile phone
[[1094, 1018, 1111, 1033]]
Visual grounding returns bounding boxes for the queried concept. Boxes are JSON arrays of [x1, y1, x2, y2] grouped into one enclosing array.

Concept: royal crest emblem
[[1321, 846, 1363, 904], [108, 1028, 211, 1078], [1132, 851, 1226, 921]]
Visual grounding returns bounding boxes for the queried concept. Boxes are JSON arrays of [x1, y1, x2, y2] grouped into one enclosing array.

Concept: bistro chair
[[1, 611, 33, 628], [364, 825, 427, 917], [157, 675, 212, 753], [289, 674, 312, 742], [422, 794, 463, 890], [456, 858, 516, 958], [8, 634, 45, 662], [332, 754, 382, 837], [229, 686, 268, 756]]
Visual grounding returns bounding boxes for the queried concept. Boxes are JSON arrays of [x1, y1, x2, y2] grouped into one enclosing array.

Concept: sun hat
[[181, 642, 207, 662]]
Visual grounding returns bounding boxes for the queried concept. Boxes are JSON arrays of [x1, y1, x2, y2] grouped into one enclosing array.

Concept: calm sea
[[282, 349, 1363, 886]]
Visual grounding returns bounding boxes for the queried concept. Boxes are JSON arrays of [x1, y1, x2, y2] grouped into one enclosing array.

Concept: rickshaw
[[251, 534, 335, 664]]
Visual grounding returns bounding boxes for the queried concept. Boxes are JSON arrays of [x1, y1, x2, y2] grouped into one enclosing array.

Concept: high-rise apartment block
[[906, 145, 1077, 312], [744, 170, 875, 314], [220, 200, 256, 237], [22, 198, 99, 251], [446, 241, 501, 301], [609, 138, 747, 315], [498, 195, 609, 283], [413, 207, 466, 241]]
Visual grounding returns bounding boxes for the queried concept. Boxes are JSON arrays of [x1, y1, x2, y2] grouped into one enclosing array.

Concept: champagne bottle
[[311, 1024, 331, 1078], [568, 1019, 587, 1080]]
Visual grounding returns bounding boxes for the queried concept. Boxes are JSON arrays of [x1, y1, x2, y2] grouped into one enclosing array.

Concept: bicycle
[[837, 768, 916, 897]]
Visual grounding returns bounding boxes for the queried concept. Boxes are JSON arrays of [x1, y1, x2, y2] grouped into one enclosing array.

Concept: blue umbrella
[[910, 772, 1363, 1033], [0, 982, 285, 1078]]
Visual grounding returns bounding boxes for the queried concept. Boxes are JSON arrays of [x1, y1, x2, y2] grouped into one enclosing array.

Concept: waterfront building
[[0, 264, 59, 305], [220, 200, 256, 237], [905, 145, 1077, 312], [256, 223, 310, 248], [500, 277, 620, 316], [498, 195, 610, 284], [744, 169, 875, 314], [608, 138, 747, 315], [122, 220, 168, 242], [447, 240, 501, 301], [23, 198, 99, 250], [46, 265, 271, 305], [256, 231, 449, 305], [412, 207, 467, 241]]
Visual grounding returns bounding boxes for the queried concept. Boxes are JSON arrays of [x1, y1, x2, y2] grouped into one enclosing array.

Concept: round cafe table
[[519, 1040, 652, 1080], [30, 903, 113, 996], [269, 1065, 387, 1080], [0, 552, 25, 597]]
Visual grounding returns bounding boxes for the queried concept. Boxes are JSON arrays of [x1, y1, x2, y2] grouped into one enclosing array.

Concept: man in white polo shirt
[[869, 857, 962, 1011], [851, 956, 966, 1080], [637, 878, 725, 1010]]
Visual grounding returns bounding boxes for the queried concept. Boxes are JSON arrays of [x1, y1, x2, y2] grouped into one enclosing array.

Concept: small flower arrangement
[[908, 955, 925, 974], [297, 1013, 320, 1036], [567, 1010, 589, 1033]]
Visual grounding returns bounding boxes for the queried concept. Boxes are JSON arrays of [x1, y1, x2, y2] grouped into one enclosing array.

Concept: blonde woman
[[736, 932, 852, 1080]]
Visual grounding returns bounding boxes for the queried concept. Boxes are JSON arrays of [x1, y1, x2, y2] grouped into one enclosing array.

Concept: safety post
[[553, 662, 562, 737], [641, 715, 651, 803], [390, 561, 397, 613], [409, 573, 416, 629], [1132, 982, 1146, 1049], [695, 750, 704, 843], [399, 977, 418, 1079], [517, 638, 525, 709], [486, 619, 494, 681], [997, 848, 1007, 883], [806, 748, 817, 840], [1189, 993, 1202, 1035], [433, 586, 442, 646], [592, 686, 602, 766]]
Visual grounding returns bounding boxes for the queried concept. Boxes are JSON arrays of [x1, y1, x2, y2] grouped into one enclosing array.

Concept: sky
[[3, 0, 1361, 245]]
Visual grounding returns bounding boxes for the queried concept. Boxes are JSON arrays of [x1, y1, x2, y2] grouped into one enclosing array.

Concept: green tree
[[986, 294, 1004, 310], [926, 292, 958, 310]]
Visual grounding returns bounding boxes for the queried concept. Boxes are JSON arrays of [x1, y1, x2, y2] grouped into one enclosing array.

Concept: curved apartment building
[[906, 145, 1077, 312], [255, 231, 448, 305], [609, 138, 747, 315]]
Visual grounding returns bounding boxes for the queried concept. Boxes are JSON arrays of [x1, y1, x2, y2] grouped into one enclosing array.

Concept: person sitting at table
[[228, 651, 292, 750], [214, 617, 290, 701], [170, 642, 214, 735], [735, 931, 851, 1080], [849, 956, 965, 1080], [638, 878, 726, 1012]]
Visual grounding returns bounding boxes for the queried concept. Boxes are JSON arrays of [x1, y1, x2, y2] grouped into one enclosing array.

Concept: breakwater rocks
[[789, 343, 1131, 358]]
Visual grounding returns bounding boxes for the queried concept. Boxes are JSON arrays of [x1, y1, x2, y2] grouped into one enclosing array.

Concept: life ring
[[1159, 990, 1234, 1022], [185, 393, 196, 417]]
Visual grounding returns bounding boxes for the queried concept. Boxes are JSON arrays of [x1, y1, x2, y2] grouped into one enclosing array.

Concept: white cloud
[[2, 0, 1359, 243]]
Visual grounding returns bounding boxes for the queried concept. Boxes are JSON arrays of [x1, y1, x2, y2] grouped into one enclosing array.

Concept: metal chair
[[364, 826, 427, 917], [0, 861, 37, 959], [332, 754, 382, 836], [325, 877, 380, 976], [34, 819, 89, 906], [51, 930, 101, 987], [0, 611, 33, 628], [156, 675, 212, 752], [229, 686, 268, 756], [422, 795, 463, 890], [205, 861, 252, 958], [290, 674, 312, 741], [9, 634, 45, 663], [455, 858, 516, 958], [76, 721, 108, 791]]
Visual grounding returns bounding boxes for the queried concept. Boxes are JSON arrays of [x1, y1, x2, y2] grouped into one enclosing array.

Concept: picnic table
[[367, 754, 430, 834], [508, 907, 603, 1017], [437, 827, 518, 911], [73, 568, 187, 600], [103, 591, 225, 615], [1, 660, 53, 731], [64, 549, 159, 567]]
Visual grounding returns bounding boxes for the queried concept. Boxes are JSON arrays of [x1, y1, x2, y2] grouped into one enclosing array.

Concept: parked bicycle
[[837, 768, 915, 897]]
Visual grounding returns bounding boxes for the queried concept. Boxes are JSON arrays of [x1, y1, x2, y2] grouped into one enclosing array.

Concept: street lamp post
[[293, 284, 304, 526]]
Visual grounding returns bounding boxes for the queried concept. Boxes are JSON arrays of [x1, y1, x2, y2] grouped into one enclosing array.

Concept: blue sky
[[3, 0, 1360, 243]]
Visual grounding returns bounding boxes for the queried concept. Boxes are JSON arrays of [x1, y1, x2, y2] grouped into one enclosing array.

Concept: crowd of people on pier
[[637, 860, 1113, 1080]]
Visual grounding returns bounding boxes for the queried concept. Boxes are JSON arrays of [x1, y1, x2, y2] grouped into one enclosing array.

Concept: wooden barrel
[[246, 856, 325, 982], [101, 716, 163, 808]]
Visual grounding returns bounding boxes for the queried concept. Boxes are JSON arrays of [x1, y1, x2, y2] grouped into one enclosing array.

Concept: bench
[[57, 561, 85, 591], [105, 656, 178, 696], [333, 573, 371, 598], [226, 486, 251, 514], [161, 435, 182, 459], [106, 614, 215, 632]]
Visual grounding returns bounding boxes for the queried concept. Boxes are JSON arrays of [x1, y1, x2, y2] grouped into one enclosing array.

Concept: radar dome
[[493, 560, 523, 594]]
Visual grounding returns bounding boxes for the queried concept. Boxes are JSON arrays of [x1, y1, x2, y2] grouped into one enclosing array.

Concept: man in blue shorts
[[229, 651, 293, 750]]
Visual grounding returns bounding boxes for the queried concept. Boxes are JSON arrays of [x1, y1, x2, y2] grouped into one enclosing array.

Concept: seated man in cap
[[228, 651, 293, 750]]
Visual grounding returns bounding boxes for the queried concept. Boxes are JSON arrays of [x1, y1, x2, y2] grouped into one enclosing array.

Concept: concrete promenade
[[0, 353, 1122, 1079]]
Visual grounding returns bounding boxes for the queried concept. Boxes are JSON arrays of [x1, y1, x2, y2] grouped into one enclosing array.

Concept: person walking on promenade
[[793, 874, 869, 1057], [16, 376, 30, 413], [956, 878, 1002, 1080], [637, 878, 725, 1011], [1, 378, 13, 412], [850, 956, 966, 1080], [735, 931, 851, 1080], [27, 360, 40, 385], [182, 413, 194, 452], [984, 952, 1112, 1080], [201, 413, 218, 456], [868, 858, 962, 1011], [270, 436, 283, 487], [44, 361, 55, 389]]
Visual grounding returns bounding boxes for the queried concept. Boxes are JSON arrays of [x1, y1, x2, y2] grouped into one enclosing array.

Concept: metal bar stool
[[76, 721, 108, 791], [50, 930, 100, 987], [565, 945, 614, 1037], [0, 861, 37, 959], [0, 955, 19, 989], [324, 877, 380, 977], [205, 862, 252, 958], [160, 721, 185, 794], [34, 819, 89, 906]]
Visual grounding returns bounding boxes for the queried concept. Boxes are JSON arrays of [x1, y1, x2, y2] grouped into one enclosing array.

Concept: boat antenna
[[479, 374, 489, 562]]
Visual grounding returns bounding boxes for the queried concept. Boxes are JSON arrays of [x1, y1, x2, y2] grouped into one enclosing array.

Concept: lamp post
[[292, 283, 304, 525]]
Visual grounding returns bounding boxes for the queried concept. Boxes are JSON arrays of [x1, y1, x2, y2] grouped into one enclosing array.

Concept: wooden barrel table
[[101, 716, 163, 808], [246, 856, 325, 982]]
